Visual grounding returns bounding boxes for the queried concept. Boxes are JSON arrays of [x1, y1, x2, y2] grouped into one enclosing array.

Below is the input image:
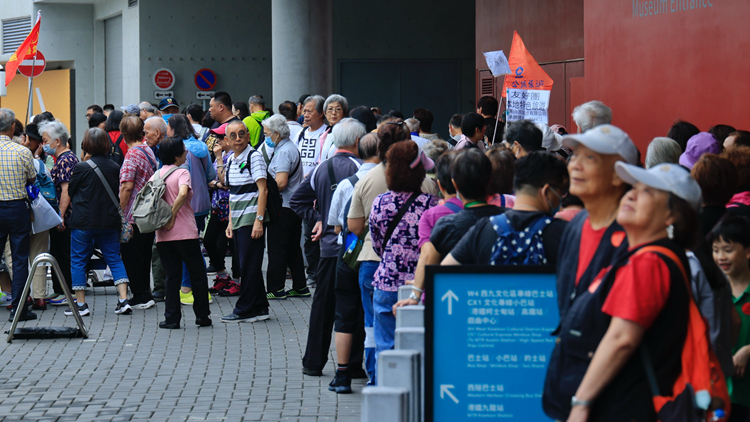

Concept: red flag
[[5, 12, 41, 86], [501, 31, 553, 97]]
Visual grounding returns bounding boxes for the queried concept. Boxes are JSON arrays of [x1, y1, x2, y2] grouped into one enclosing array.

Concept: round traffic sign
[[18, 50, 46, 78], [153, 68, 175, 90], [194, 68, 216, 91]]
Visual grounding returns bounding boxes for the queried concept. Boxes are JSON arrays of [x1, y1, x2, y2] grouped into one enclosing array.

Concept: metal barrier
[[6, 253, 88, 343]]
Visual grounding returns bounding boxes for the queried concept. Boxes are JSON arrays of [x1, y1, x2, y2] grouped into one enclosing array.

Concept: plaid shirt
[[0, 135, 35, 201]]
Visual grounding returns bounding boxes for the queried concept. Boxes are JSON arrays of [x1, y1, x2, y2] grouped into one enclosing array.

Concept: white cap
[[562, 124, 639, 165], [614, 162, 703, 210]]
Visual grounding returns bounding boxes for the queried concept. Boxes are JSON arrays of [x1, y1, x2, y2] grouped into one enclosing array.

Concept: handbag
[[26, 185, 62, 234], [86, 160, 133, 243]]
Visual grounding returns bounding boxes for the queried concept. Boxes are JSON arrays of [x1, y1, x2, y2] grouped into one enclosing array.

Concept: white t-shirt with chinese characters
[[297, 124, 328, 177]]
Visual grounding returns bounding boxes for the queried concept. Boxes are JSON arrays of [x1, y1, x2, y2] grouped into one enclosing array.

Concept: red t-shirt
[[601, 251, 672, 329], [575, 218, 607, 285]]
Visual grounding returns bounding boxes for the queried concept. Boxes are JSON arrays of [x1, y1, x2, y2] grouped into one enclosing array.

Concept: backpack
[[131, 167, 180, 233], [108, 134, 125, 166], [488, 214, 552, 265], [341, 174, 362, 270], [34, 159, 58, 210], [637, 246, 731, 422], [227, 147, 283, 225]]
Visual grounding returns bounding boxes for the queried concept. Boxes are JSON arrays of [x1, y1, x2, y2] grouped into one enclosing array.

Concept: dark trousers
[[266, 207, 306, 293], [303, 256, 337, 371], [233, 226, 269, 316], [204, 211, 239, 276], [303, 220, 320, 282], [334, 250, 365, 368], [49, 225, 72, 295], [0, 200, 31, 310], [120, 224, 154, 298], [156, 239, 210, 324]]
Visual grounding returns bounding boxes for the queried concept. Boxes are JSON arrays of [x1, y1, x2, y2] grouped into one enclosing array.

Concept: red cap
[[210, 122, 229, 136]]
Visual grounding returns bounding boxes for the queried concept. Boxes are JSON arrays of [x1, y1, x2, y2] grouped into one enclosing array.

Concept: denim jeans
[[70, 229, 128, 290], [373, 288, 399, 386], [359, 261, 378, 384]]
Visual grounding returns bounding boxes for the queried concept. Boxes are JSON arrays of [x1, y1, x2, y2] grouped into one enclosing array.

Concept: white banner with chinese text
[[506, 89, 551, 125]]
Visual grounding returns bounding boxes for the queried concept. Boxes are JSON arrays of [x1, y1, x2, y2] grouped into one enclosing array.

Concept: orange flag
[[501, 31, 553, 97], [5, 12, 41, 86]]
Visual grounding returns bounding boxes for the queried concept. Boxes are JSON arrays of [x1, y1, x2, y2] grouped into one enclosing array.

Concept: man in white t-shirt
[[297, 95, 328, 286]]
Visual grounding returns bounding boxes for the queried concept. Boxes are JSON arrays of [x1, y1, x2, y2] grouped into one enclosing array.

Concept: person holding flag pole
[[4, 11, 41, 125]]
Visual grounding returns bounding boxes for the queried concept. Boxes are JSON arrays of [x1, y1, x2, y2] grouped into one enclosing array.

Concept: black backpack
[[108, 134, 125, 166]]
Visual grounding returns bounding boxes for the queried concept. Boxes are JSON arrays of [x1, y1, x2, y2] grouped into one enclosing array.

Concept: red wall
[[584, 0, 750, 151]]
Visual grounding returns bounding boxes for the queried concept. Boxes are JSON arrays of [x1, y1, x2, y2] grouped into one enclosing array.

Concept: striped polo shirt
[[225, 146, 267, 229]]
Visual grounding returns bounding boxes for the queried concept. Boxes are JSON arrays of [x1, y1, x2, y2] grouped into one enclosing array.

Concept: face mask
[[264, 136, 275, 149], [546, 187, 563, 215], [43, 144, 55, 155]]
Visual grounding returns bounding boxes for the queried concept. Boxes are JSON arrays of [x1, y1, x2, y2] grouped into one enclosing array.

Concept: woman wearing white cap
[[545, 163, 727, 421]]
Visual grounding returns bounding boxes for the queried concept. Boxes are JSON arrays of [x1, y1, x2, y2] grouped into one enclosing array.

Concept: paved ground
[[0, 272, 364, 421]]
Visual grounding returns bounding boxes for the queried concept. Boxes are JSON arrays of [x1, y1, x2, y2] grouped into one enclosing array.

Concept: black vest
[[543, 238, 689, 421]]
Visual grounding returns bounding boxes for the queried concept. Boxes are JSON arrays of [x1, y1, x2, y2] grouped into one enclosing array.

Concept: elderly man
[[506, 119, 544, 158], [572, 100, 612, 133], [405, 118, 429, 151], [261, 115, 308, 300], [298, 95, 328, 287], [138, 102, 158, 121], [290, 118, 364, 377], [0, 108, 37, 321], [218, 120, 271, 323], [143, 116, 170, 302]]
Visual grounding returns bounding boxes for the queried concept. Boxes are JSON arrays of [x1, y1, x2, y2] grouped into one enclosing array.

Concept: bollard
[[398, 284, 412, 301], [379, 349, 421, 422], [396, 305, 424, 329], [361, 386, 409, 422], [395, 328, 426, 422]]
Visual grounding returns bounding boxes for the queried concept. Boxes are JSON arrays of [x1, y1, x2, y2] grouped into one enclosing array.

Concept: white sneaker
[[102, 267, 113, 281], [0, 291, 12, 303]]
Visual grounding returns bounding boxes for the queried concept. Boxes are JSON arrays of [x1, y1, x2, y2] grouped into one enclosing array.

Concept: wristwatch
[[571, 396, 592, 408], [256, 215, 264, 222], [408, 291, 421, 301]]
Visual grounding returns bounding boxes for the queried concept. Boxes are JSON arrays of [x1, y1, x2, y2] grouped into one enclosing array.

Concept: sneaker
[[128, 294, 156, 310], [218, 282, 241, 297], [249, 308, 270, 322], [209, 274, 232, 294], [266, 289, 288, 300], [206, 264, 217, 275], [8, 309, 38, 322], [328, 370, 353, 394], [180, 291, 194, 305], [152, 291, 166, 303], [0, 291, 12, 304], [49, 295, 70, 306], [102, 267, 114, 281], [44, 293, 62, 302], [115, 300, 132, 315], [220, 312, 253, 323], [64, 302, 91, 317], [286, 287, 311, 298], [208, 293, 213, 304]]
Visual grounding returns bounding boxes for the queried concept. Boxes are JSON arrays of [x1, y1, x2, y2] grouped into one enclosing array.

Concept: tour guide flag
[[501, 31, 553, 97], [5, 11, 41, 87]]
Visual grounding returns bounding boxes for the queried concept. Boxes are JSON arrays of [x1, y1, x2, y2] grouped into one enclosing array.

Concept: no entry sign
[[153, 68, 175, 90], [194, 68, 216, 91], [18, 50, 46, 78]]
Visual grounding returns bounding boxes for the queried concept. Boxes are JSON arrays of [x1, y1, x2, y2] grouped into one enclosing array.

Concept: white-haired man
[[572, 100, 612, 133], [290, 118, 364, 378]]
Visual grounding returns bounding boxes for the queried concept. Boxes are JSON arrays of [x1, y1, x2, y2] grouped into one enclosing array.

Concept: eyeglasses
[[227, 131, 247, 141]]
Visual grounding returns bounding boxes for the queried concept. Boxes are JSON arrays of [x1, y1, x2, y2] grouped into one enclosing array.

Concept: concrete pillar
[[362, 387, 409, 422], [398, 285, 412, 301], [396, 305, 424, 329], [379, 350, 421, 422], [271, 0, 332, 108]]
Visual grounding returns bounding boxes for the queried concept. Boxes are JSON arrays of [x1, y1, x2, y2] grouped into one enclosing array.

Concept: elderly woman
[[319, 94, 349, 162], [153, 137, 212, 329], [118, 116, 158, 310], [370, 141, 437, 372], [260, 114, 308, 300], [645, 136, 682, 168], [40, 121, 78, 306], [546, 163, 705, 421], [65, 128, 132, 316]]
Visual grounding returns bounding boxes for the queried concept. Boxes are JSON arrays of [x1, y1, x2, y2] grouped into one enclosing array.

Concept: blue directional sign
[[194, 68, 217, 91], [425, 266, 558, 421]]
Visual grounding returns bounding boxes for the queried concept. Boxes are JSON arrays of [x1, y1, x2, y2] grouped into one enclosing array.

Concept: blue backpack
[[34, 160, 58, 210], [489, 214, 552, 265]]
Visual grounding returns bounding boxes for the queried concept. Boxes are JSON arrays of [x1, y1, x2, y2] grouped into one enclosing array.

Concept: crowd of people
[[0, 91, 749, 420]]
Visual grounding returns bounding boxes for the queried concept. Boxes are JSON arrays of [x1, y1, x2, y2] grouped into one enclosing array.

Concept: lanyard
[[464, 201, 487, 209]]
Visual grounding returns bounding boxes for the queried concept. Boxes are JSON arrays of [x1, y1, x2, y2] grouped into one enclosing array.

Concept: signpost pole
[[25, 50, 38, 126]]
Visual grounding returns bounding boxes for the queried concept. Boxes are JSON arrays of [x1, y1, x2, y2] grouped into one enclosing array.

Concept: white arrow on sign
[[441, 290, 458, 315], [440, 384, 459, 404]]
